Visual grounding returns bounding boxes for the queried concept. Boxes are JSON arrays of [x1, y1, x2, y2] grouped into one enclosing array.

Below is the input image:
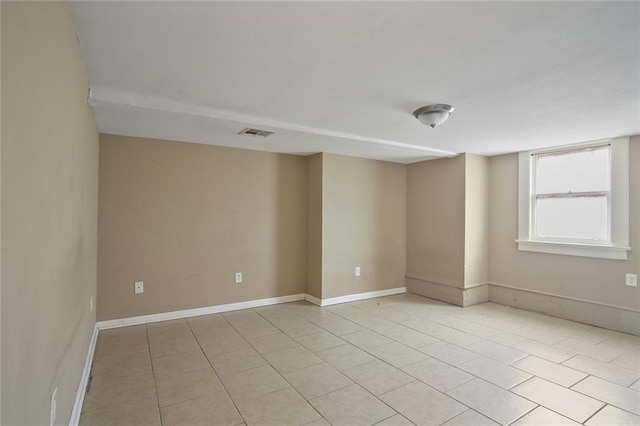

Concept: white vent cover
[[239, 128, 274, 138]]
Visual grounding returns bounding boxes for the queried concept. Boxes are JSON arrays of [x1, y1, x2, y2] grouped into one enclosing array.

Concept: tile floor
[[80, 294, 640, 426]]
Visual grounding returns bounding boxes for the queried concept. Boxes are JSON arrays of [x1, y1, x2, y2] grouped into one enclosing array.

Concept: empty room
[[2, 1, 640, 425]]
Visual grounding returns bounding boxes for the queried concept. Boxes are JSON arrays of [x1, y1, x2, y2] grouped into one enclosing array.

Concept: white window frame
[[517, 137, 630, 260]]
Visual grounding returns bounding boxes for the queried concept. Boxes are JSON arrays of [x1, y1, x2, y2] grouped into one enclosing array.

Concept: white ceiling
[[70, 1, 640, 163]]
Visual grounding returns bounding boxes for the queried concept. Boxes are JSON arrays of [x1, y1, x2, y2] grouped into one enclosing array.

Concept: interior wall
[[306, 153, 323, 299], [488, 136, 640, 312], [406, 155, 466, 288], [1, 2, 99, 424], [464, 154, 489, 286], [321, 153, 407, 299], [98, 135, 307, 321]]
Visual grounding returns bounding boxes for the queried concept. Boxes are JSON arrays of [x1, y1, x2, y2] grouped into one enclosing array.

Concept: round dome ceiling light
[[413, 104, 455, 128]]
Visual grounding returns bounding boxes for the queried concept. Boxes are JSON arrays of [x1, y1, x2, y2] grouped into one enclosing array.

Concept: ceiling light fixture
[[413, 104, 455, 128]]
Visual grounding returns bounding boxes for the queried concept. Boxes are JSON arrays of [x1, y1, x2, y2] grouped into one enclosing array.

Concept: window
[[517, 137, 629, 259]]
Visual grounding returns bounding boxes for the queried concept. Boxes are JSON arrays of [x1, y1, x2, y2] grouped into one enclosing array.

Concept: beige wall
[[464, 154, 489, 286], [306, 153, 323, 299], [1, 2, 99, 424], [98, 135, 307, 320], [488, 136, 640, 312], [321, 154, 407, 299], [407, 155, 466, 288]]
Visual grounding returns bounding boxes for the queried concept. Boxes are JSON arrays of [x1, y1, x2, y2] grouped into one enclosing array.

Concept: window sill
[[515, 239, 630, 260]]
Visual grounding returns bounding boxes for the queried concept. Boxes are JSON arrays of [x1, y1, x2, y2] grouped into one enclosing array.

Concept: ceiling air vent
[[239, 128, 274, 138]]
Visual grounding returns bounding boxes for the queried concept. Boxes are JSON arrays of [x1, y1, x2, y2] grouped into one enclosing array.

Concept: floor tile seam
[[403, 368, 476, 394], [185, 318, 247, 426], [571, 370, 640, 392], [150, 345, 203, 360], [569, 374, 640, 415], [509, 357, 591, 388], [508, 383, 605, 425], [144, 324, 164, 426], [371, 412, 413, 426]]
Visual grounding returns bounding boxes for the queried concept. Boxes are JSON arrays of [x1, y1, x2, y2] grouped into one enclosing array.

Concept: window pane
[[535, 196, 608, 241], [536, 146, 610, 194]]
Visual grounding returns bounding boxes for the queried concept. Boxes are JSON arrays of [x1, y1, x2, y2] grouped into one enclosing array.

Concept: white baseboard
[[304, 294, 322, 306], [68, 324, 98, 426], [96, 293, 306, 330], [311, 287, 407, 307]]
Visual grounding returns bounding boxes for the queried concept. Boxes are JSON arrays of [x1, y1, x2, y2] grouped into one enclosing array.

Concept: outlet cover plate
[[626, 273, 637, 287], [235, 272, 243, 284], [135, 281, 144, 294]]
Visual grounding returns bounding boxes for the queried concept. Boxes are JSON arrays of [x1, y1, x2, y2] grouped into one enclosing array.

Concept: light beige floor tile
[[186, 313, 226, 328], [402, 357, 473, 392], [152, 349, 210, 378], [632, 379, 640, 391], [388, 328, 441, 349], [278, 320, 325, 337], [305, 417, 331, 426], [264, 345, 324, 373], [563, 354, 640, 386], [147, 322, 192, 339], [457, 357, 532, 389], [511, 356, 587, 387], [318, 318, 366, 335], [221, 364, 290, 402], [310, 384, 396, 426], [148, 333, 200, 358], [442, 409, 499, 426], [160, 390, 243, 426], [511, 407, 580, 425], [283, 362, 353, 399], [80, 398, 160, 426], [426, 327, 486, 348], [222, 310, 265, 327], [234, 321, 281, 339], [208, 347, 267, 376], [470, 327, 527, 347], [317, 344, 376, 371], [512, 340, 576, 363], [417, 341, 480, 366], [146, 318, 187, 329], [294, 330, 346, 352], [571, 376, 640, 415], [82, 371, 156, 412], [512, 377, 604, 422], [367, 342, 428, 368], [155, 368, 224, 407], [381, 380, 466, 425], [342, 330, 394, 349], [374, 414, 414, 425], [585, 405, 640, 425], [199, 333, 252, 357], [612, 351, 640, 372], [245, 332, 299, 355], [446, 379, 536, 425], [93, 329, 149, 361], [511, 326, 569, 345], [466, 340, 528, 365], [236, 387, 321, 426], [344, 360, 414, 396], [91, 350, 152, 380], [555, 338, 624, 362]]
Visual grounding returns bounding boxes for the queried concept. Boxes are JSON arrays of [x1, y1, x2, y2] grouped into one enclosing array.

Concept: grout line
[[144, 324, 164, 426]]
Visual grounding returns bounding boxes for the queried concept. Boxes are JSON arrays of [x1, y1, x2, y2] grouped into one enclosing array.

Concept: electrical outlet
[[235, 272, 243, 284], [50, 387, 57, 426], [626, 273, 638, 287], [134, 281, 144, 294], [355, 267, 361, 277], [90, 296, 94, 312]]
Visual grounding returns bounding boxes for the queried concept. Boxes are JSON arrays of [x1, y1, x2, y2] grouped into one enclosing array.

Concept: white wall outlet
[[134, 281, 144, 294], [626, 273, 637, 287], [90, 296, 94, 312], [235, 272, 243, 284], [50, 387, 57, 426], [355, 267, 361, 277]]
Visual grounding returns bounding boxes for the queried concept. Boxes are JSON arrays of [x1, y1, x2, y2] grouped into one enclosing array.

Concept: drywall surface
[[1, 2, 99, 424], [488, 136, 640, 312], [306, 153, 323, 299], [407, 155, 466, 287], [321, 153, 406, 299], [98, 135, 307, 320], [464, 154, 489, 286]]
